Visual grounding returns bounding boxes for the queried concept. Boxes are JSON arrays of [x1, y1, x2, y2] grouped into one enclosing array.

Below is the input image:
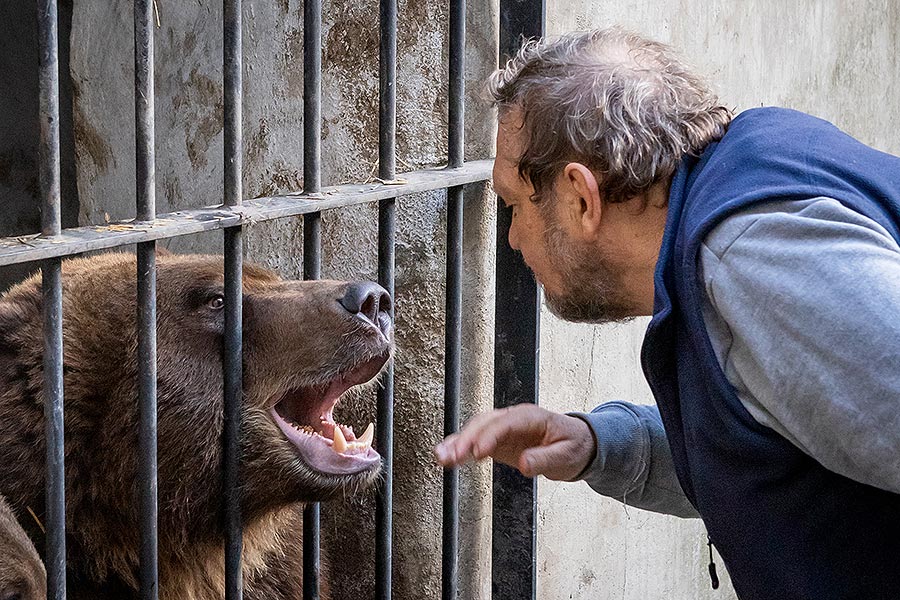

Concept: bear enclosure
[[0, 0, 544, 599]]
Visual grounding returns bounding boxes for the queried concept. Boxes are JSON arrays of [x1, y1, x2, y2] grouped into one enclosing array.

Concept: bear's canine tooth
[[333, 426, 348, 453], [358, 423, 374, 446]]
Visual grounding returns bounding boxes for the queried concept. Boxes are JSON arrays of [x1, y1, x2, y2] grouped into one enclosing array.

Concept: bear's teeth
[[358, 423, 374, 446], [333, 426, 348, 453]]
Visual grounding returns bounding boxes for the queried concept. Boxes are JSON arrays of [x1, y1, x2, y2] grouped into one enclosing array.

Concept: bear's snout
[[338, 281, 392, 339]]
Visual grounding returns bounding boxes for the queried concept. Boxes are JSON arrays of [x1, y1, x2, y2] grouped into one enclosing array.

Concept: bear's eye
[[207, 295, 225, 311]]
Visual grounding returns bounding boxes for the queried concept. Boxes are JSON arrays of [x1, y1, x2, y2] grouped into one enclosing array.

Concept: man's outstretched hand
[[433, 404, 596, 481]]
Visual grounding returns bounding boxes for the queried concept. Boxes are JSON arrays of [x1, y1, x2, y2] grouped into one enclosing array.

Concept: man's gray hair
[[488, 27, 732, 205]]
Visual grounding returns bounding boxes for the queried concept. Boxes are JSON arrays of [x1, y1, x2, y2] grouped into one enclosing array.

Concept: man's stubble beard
[[541, 211, 636, 325]]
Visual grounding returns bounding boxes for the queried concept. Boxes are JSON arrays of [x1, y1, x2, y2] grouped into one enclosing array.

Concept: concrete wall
[[538, 2, 900, 599]]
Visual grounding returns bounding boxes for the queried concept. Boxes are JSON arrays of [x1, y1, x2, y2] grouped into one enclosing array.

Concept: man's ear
[[561, 162, 602, 238]]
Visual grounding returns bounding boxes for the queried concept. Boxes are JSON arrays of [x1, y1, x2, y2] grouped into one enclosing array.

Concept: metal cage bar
[[223, 0, 244, 598], [376, 0, 398, 596], [442, 0, 465, 597], [492, 1, 544, 599], [302, 0, 323, 595], [134, 0, 159, 598], [37, 1, 66, 598], [442, 190, 463, 599], [0, 162, 492, 267]]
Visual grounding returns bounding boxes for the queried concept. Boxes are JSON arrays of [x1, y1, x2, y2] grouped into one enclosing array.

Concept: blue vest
[[642, 107, 900, 599]]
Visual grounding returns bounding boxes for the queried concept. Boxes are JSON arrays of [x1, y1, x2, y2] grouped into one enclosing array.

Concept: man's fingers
[[434, 408, 512, 466], [434, 404, 546, 467], [434, 409, 506, 465]]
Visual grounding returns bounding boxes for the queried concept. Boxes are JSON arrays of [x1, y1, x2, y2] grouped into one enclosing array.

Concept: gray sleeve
[[700, 197, 900, 495], [570, 402, 699, 518]]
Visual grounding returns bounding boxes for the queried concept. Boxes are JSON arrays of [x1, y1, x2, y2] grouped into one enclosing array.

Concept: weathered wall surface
[[66, 0, 497, 599], [539, 2, 900, 599]]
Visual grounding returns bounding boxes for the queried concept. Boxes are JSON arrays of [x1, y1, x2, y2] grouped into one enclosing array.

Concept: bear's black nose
[[340, 282, 392, 334]]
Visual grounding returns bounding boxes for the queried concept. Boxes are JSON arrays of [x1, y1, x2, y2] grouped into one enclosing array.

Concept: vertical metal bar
[[303, 0, 322, 196], [376, 200, 395, 600], [302, 503, 320, 600], [41, 261, 65, 600], [493, 1, 544, 599], [379, 0, 397, 181], [442, 186, 463, 600], [448, 0, 465, 170], [37, 1, 65, 599], [377, 0, 397, 597], [442, 0, 465, 598], [301, 0, 322, 595], [223, 0, 243, 598], [38, 0, 61, 238], [134, 1, 158, 599], [224, 0, 242, 209], [223, 227, 243, 600]]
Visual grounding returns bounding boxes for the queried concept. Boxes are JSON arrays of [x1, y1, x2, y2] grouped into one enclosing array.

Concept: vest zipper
[[707, 535, 720, 590]]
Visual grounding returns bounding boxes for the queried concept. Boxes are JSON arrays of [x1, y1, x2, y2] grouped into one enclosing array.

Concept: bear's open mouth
[[270, 353, 388, 475]]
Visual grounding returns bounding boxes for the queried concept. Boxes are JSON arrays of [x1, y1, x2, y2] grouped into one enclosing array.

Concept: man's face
[[493, 110, 635, 324]]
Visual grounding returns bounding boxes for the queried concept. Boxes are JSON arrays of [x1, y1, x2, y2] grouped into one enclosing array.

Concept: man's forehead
[[496, 107, 526, 166]]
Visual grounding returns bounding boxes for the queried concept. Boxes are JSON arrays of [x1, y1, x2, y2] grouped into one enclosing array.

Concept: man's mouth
[[270, 354, 388, 475]]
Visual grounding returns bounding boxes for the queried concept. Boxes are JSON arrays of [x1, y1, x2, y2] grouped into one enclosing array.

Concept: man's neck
[[603, 179, 670, 316]]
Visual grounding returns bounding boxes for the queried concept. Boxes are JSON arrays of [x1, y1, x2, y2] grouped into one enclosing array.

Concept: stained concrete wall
[[539, 2, 900, 599]]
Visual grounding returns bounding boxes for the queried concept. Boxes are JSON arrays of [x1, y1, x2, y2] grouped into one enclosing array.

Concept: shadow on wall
[[0, 0, 80, 292]]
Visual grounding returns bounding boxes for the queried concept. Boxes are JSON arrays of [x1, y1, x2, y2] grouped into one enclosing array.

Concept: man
[[434, 27, 900, 599]]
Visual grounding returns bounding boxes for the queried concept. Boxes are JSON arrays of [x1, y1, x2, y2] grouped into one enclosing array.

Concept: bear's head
[[0, 252, 392, 554]]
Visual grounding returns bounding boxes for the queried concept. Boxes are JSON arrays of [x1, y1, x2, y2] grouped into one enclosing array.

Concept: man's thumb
[[518, 444, 571, 479]]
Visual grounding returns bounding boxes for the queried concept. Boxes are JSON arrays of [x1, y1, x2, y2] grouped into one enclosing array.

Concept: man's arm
[[433, 401, 698, 518], [700, 197, 900, 494], [571, 402, 699, 517]]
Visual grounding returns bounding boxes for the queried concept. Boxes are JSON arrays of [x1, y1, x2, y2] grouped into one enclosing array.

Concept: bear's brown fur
[[0, 494, 45, 600], [0, 253, 392, 599]]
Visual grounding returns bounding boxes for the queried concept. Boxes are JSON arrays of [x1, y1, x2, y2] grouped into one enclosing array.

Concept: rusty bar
[[134, 1, 159, 598], [0, 161, 493, 267], [223, 0, 244, 597], [37, 0, 66, 598]]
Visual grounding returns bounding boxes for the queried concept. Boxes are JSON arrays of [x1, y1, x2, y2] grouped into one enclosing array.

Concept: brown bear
[[0, 252, 393, 599], [0, 494, 46, 600]]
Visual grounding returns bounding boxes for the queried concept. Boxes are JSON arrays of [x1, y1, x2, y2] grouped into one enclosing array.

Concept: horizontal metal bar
[[0, 161, 492, 267]]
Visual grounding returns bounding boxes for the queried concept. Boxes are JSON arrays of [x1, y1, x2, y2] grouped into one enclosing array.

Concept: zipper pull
[[707, 535, 720, 590]]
